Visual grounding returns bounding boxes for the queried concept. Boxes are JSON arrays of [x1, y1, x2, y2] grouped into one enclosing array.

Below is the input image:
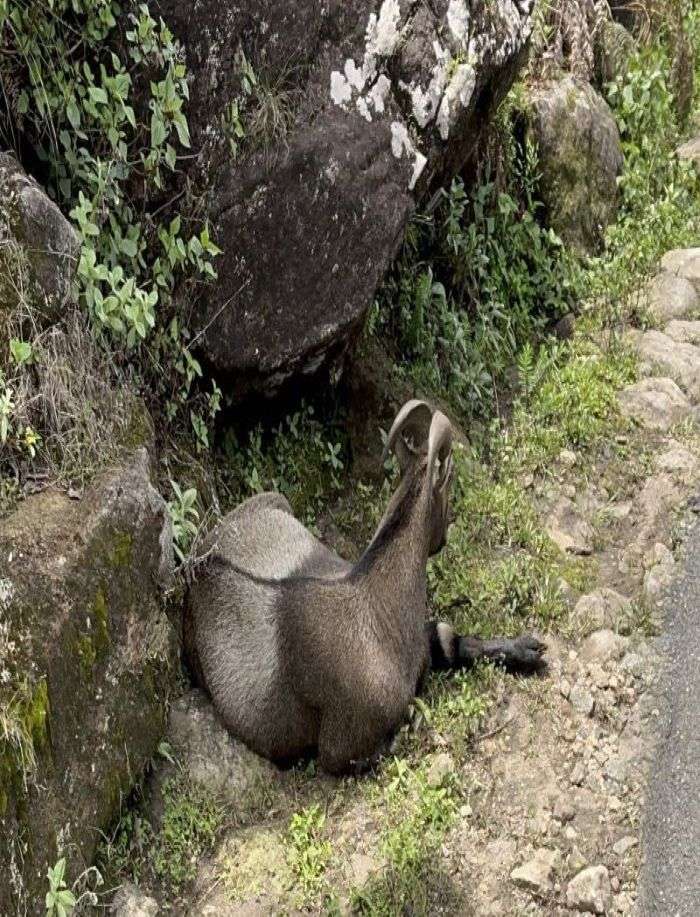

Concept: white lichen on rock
[[330, 70, 353, 107], [447, 0, 470, 45], [365, 0, 402, 60], [407, 40, 450, 128], [437, 62, 477, 140], [390, 121, 427, 190], [0, 581, 17, 684], [369, 74, 391, 115], [0, 577, 14, 610], [330, 0, 533, 186], [345, 58, 366, 91], [329, 1, 405, 121]]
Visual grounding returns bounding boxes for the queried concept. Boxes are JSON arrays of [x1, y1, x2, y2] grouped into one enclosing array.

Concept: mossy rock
[[522, 75, 624, 255], [594, 19, 635, 89], [0, 153, 79, 317], [0, 448, 177, 915]]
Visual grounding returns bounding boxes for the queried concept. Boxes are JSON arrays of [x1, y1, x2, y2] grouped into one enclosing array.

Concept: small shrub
[[167, 481, 200, 563], [219, 403, 347, 525], [374, 120, 580, 418]]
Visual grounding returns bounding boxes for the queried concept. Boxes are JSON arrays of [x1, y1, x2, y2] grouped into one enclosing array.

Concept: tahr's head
[[382, 400, 455, 556]]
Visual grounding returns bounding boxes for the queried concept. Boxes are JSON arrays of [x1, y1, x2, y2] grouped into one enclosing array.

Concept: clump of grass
[[247, 67, 302, 158], [417, 667, 491, 751], [284, 804, 333, 906], [99, 773, 225, 899], [0, 684, 39, 793], [504, 335, 637, 473], [0, 677, 50, 831], [1, 305, 137, 489], [353, 757, 460, 915], [151, 774, 225, 893]]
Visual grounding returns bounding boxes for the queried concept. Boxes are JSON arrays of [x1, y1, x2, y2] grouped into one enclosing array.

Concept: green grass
[[151, 774, 225, 892], [99, 772, 225, 899], [504, 333, 638, 473], [284, 804, 334, 907], [351, 756, 461, 916]]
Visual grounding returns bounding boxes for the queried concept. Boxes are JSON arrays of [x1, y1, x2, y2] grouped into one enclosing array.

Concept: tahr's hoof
[[509, 634, 547, 675]]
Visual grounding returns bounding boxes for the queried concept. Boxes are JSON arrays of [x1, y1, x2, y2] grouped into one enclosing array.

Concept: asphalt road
[[639, 516, 700, 916]]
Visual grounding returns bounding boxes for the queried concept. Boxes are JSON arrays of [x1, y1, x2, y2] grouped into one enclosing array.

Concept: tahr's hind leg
[[427, 622, 547, 675]]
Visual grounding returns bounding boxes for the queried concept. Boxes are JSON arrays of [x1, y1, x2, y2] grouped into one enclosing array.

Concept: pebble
[[581, 629, 628, 665], [568, 845, 587, 873], [426, 752, 455, 787], [566, 865, 612, 914], [510, 847, 560, 894], [553, 797, 575, 823], [620, 652, 644, 678], [572, 589, 632, 637], [111, 884, 159, 917], [618, 377, 692, 432], [570, 684, 596, 717], [613, 835, 638, 857]]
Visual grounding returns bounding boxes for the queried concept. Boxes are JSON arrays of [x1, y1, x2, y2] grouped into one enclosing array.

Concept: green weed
[[504, 336, 637, 472], [44, 859, 76, 917], [167, 481, 200, 563], [418, 668, 490, 750], [151, 774, 225, 893], [353, 757, 460, 915], [219, 403, 347, 526], [285, 804, 333, 905], [99, 772, 225, 898]]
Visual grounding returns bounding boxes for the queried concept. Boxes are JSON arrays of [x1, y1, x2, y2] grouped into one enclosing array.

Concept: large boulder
[[158, 0, 536, 397], [0, 449, 177, 914], [0, 153, 79, 314], [524, 75, 623, 253]]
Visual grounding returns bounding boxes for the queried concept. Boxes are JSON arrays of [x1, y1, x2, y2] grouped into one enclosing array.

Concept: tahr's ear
[[426, 411, 453, 490], [381, 400, 433, 472]]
